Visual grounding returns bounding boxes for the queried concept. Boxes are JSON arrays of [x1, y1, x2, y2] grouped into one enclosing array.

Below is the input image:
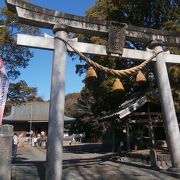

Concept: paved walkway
[[11, 144, 178, 180], [11, 146, 46, 180]]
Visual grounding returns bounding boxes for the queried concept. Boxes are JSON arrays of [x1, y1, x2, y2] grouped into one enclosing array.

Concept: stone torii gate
[[5, 0, 180, 179]]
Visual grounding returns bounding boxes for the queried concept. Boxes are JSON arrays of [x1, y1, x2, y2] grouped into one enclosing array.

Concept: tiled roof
[[3, 101, 75, 122]]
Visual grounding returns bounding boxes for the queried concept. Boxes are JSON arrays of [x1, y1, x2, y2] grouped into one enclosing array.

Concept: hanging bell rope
[[112, 78, 124, 91], [86, 66, 97, 79], [136, 70, 146, 82], [56, 37, 166, 78]]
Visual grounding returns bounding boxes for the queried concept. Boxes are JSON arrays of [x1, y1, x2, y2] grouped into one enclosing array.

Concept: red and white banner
[[0, 57, 9, 125]]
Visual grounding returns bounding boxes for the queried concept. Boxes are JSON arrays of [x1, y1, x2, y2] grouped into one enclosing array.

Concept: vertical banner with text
[[0, 57, 9, 125]]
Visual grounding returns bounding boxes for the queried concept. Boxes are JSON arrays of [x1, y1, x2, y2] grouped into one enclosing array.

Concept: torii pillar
[[154, 46, 180, 173], [46, 24, 68, 179]]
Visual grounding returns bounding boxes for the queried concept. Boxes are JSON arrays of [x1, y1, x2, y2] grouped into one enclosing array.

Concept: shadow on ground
[[62, 156, 173, 180], [63, 143, 109, 154], [12, 159, 46, 180], [11, 145, 175, 180], [63, 153, 113, 168], [62, 145, 175, 180]]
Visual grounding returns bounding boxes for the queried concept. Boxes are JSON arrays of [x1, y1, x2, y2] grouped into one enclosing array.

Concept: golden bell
[[86, 66, 97, 80], [136, 70, 146, 82], [112, 78, 124, 92]]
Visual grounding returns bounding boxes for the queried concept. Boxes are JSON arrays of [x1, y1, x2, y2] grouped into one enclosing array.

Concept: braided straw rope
[[55, 37, 165, 77]]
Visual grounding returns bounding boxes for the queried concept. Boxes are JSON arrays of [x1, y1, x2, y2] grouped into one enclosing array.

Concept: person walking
[[33, 136, 38, 147], [37, 133, 41, 146], [12, 133, 18, 158]]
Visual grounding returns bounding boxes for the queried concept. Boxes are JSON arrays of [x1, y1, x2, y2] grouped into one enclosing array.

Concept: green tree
[[65, 93, 80, 117], [168, 64, 180, 112], [8, 80, 43, 104], [0, 7, 40, 80], [0, 7, 43, 114], [87, 0, 179, 29], [75, 0, 180, 139], [85, 0, 180, 110], [5, 80, 43, 115], [75, 87, 104, 140]]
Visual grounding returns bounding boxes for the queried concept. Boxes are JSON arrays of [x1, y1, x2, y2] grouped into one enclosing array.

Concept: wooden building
[[3, 101, 75, 134], [100, 93, 180, 152]]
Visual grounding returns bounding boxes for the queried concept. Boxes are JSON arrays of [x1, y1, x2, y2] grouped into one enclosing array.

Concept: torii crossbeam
[[5, 0, 180, 179]]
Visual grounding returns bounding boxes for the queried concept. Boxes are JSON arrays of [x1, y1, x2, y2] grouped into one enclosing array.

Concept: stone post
[[0, 125, 13, 180], [154, 46, 180, 173], [150, 149, 159, 169], [46, 24, 68, 180]]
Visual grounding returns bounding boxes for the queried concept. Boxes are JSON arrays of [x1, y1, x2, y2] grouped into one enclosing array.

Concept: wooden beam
[[17, 34, 180, 64], [6, 0, 180, 47]]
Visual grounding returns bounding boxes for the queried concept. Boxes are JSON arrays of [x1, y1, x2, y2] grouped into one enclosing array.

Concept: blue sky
[[0, 0, 97, 100]]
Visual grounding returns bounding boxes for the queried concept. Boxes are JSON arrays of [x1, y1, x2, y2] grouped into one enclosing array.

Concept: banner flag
[[0, 57, 9, 125]]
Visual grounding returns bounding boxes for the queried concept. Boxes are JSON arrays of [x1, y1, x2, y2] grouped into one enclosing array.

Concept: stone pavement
[[11, 144, 178, 180], [11, 146, 46, 180]]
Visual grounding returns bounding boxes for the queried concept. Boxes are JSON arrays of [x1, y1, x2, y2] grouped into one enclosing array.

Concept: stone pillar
[[0, 125, 13, 180], [150, 149, 159, 169], [154, 46, 180, 172], [46, 24, 68, 180]]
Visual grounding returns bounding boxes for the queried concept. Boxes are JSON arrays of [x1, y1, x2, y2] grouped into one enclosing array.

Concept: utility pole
[[29, 103, 32, 145]]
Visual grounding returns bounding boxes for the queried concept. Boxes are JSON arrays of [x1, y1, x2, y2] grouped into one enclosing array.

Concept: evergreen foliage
[[0, 7, 43, 114], [75, 0, 180, 139]]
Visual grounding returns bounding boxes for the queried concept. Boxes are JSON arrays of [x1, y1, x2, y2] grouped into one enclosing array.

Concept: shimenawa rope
[[55, 37, 165, 77]]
